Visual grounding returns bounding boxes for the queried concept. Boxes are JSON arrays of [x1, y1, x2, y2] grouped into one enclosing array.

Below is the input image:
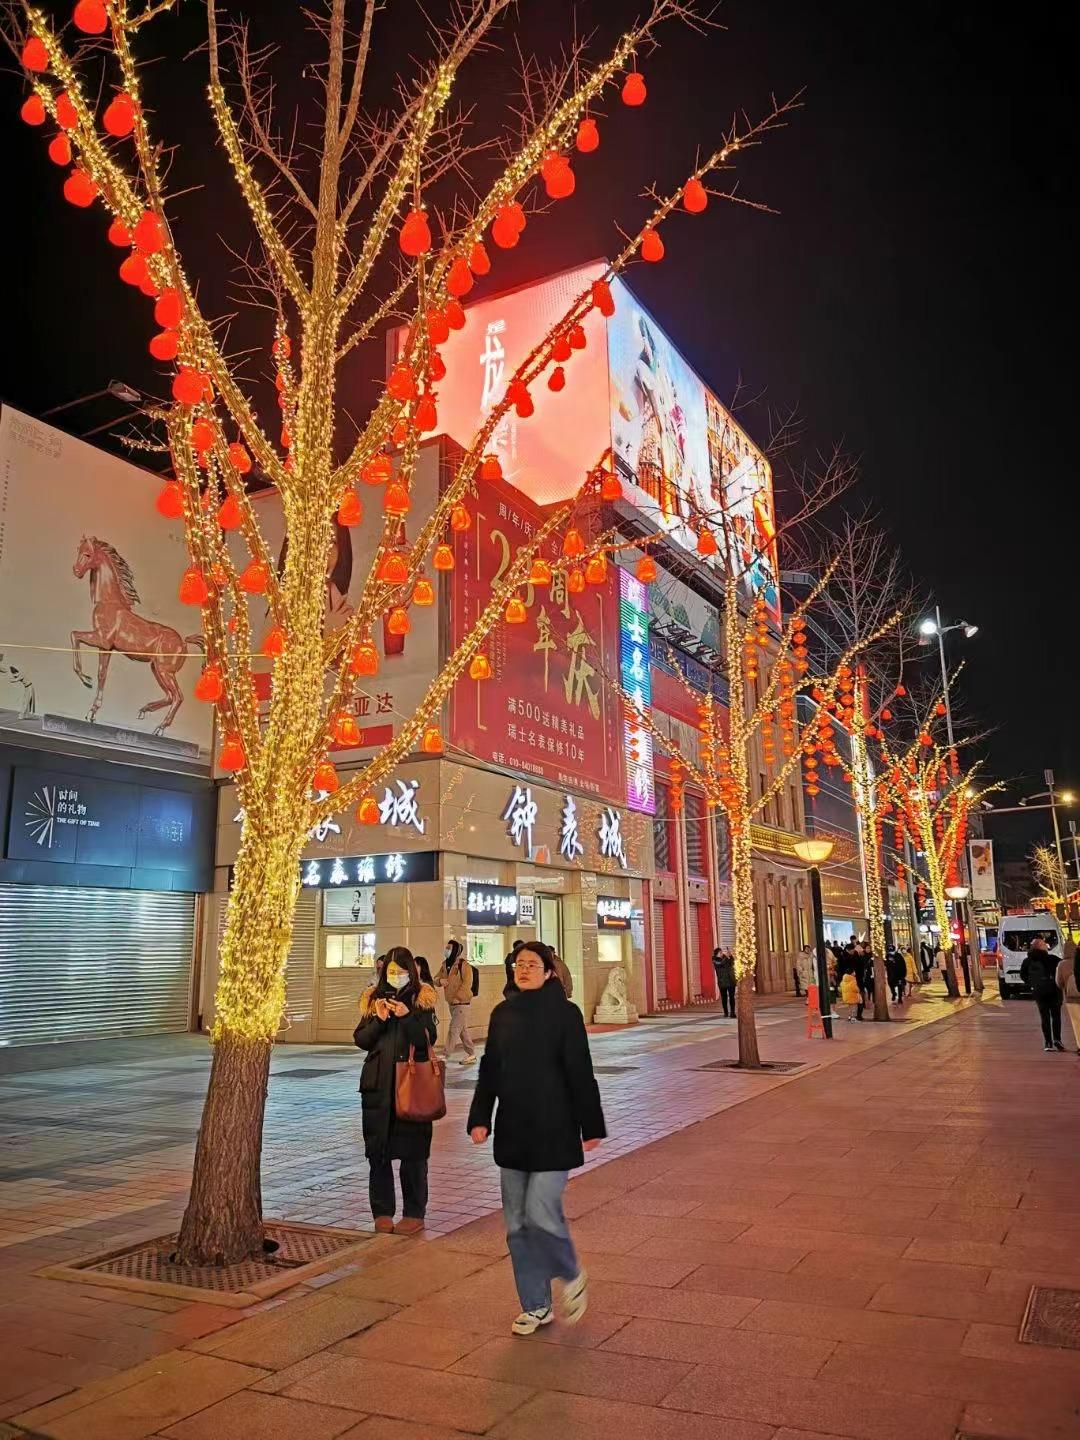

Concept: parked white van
[[996, 914, 1064, 998]]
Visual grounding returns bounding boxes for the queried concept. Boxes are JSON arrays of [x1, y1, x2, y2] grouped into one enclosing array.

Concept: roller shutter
[[0, 884, 195, 1047]]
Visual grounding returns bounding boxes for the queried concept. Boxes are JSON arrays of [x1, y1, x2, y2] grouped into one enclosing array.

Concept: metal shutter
[[718, 904, 736, 949], [651, 899, 667, 1002], [688, 900, 701, 997], [281, 887, 317, 1037], [0, 884, 194, 1047]]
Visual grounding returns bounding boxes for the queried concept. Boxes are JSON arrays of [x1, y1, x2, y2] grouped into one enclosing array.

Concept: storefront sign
[[598, 807, 628, 868], [466, 883, 519, 924], [619, 570, 655, 815], [597, 895, 632, 930], [969, 839, 996, 903], [558, 793, 584, 861], [517, 893, 536, 924], [503, 784, 538, 853], [378, 779, 426, 834], [300, 850, 438, 888]]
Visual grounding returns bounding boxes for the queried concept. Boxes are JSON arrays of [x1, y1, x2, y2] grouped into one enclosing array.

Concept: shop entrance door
[[536, 894, 562, 952]]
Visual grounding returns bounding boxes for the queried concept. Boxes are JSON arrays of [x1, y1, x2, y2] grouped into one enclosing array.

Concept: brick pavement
[[4, 987, 1079, 1437]]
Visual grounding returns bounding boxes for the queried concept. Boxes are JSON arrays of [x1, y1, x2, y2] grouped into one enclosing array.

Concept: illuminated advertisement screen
[[619, 568, 655, 814], [400, 262, 611, 506]]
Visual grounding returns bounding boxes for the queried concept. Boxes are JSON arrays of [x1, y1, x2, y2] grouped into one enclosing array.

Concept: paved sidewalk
[[6, 991, 1080, 1438]]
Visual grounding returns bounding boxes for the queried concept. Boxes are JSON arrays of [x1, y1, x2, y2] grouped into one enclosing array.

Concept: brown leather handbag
[[395, 1044, 447, 1123]]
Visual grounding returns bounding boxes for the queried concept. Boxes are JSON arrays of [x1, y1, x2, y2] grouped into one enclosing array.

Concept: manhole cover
[[1020, 1286, 1080, 1350], [41, 1220, 379, 1307], [275, 1067, 351, 1079], [694, 1059, 808, 1074]]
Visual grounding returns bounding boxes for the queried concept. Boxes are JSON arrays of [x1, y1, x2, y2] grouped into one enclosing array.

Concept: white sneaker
[[511, 1307, 553, 1335], [561, 1270, 588, 1325], [461, 1055, 478, 1066]]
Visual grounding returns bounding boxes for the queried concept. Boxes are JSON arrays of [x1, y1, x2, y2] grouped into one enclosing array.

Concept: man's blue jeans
[[500, 1168, 579, 1313]]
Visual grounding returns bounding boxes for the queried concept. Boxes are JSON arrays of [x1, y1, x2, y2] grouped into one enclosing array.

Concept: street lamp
[[917, 604, 982, 991], [793, 836, 836, 1040]]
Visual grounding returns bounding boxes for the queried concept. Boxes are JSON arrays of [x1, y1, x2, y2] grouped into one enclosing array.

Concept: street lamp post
[[919, 607, 982, 991], [793, 837, 836, 1040]]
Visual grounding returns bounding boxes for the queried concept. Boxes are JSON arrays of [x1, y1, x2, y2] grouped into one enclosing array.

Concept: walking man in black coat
[[1021, 936, 1066, 1052], [468, 941, 606, 1336]]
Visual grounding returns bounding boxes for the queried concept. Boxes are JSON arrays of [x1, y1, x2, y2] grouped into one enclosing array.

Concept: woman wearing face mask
[[354, 946, 438, 1234], [468, 941, 606, 1335]]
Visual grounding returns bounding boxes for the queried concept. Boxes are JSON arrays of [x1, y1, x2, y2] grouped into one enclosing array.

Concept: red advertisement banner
[[450, 474, 623, 804]]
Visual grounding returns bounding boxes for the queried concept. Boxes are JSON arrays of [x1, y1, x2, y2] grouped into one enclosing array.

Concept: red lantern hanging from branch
[[194, 664, 224, 703], [74, 2, 109, 35], [155, 480, 183, 519], [102, 91, 135, 137], [21, 37, 49, 71], [398, 207, 431, 257], [576, 116, 599, 152], [178, 567, 209, 605], [622, 70, 647, 106]]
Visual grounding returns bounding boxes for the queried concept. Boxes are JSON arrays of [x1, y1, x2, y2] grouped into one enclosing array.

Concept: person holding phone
[[467, 942, 606, 1335], [354, 947, 438, 1234]]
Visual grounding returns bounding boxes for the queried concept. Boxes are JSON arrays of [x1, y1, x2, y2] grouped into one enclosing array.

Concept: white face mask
[[387, 970, 409, 991]]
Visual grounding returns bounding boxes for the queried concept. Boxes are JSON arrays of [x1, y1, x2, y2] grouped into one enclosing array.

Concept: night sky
[[4, 0, 1077, 861]]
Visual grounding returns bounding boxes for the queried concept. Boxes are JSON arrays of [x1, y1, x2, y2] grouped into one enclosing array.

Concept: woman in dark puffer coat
[[354, 946, 437, 1234]]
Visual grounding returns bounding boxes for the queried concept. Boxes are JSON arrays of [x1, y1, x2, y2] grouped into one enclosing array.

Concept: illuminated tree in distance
[[12, 0, 797, 1262]]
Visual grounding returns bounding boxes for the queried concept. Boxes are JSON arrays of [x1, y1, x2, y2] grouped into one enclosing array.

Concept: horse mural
[[71, 536, 203, 734]]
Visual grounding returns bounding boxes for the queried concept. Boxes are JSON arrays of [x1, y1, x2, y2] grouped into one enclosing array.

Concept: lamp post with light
[[918, 607, 982, 990], [793, 836, 837, 1039]]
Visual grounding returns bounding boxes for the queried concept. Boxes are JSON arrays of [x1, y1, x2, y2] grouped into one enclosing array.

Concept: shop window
[[781, 904, 791, 952], [324, 932, 375, 968], [653, 783, 672, 872], [766, 904, 777, 953], [684, 790, 706, 875], [798, 905, 809, 948], [597, 932, 625, 965], [466, 931, 507, 967]]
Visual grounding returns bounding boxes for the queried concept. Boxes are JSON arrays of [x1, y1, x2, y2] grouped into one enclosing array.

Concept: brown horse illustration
[[71, 536, 203, 735]]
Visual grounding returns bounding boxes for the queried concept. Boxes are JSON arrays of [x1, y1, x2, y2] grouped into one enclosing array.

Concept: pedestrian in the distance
[[886, 948, 906, 1003], [1021, 935, 1065, 1052], [551, 951, 574, 1000], [713, 947, 736, 1018], [795, 945, 816, 999], [904, 947, 919, 992], [354, 947, 439, 1234], [919, 940, 934, 982], [467, 941, 605, 1336], [840, 968, 861, 1020], [436, 939, 477, 1066]]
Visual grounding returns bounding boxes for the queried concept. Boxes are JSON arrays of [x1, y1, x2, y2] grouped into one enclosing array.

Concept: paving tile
[[959, 1399, 1080, 1439], [282, 1354, 531, 1435], [600, 1316, 833, 1377], [573, 1252, 701, 1287], [190, 1295, 395, 1370], [332, 1249, 494, 1305], [26, 1355, 267, 1440], [335, 1419, 471, 1440], [487, 1389, 773, 1440], [819, 1338, 1080, 1409], [659, 1362, 962, 1439], [633, 1236, 808, 1271], [450, 1335, 691, 1406], [333, 1319, 488, 1369], [867, 1279, 1027, 1326], [739, 1297, 967, 1353], [961, 1320, 1080, 1375], [158, 1390, 361, 1440], [732, 1223, 910, 1258], [588, 1279, 760, 1327]]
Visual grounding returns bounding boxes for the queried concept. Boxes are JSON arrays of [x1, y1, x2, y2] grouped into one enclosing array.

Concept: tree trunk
[[735, 972, 761, 1068], [850, 727, 889, 1022], [176, 1032, 272, 1264], [174, 815, 306, 1265], [942, 947, 961, 999]]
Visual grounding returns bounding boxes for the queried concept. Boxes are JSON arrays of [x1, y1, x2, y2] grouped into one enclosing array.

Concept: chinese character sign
[[620, 569, 656, 815], [450, 470, 623, 804]]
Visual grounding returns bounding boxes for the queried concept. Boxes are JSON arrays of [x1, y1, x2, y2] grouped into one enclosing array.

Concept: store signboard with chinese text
[[597, 895, 632, 930], [450, 470, 623, 804], [299, 850, 438, 889], [466, 883, 519, 925], [619, 569, 655, 815]]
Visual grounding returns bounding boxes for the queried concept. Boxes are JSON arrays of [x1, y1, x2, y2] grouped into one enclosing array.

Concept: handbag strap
[[403, 1043, 441, 1076]]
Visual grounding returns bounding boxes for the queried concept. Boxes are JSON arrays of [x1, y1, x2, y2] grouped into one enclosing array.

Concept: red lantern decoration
[[217, 495, 243, 530], [47, 134, 71, 165], [568, 323, 587, 351], [480, 453, 502, 481], [239, 559, 269, 594], [641, 228, 664, 263], [387, 361, 416, 402], [103, 92, 135, 137], [383, 481, 410, 516], [935, 702, 947, 716], [622, 70, 647, 106], [413, 392, 437, 432], [261, 625, 286, 658], [491, 201, 525, 250], [541, 151, 575, 200], [377, 551, 410, 585], [20, 94, 46, 126], [567, 567, 586, 595], [107, 217, 130, 247], [54, 92, 79, 130], [361, 452, 392, 486], [433, 544, 454, 571], [529, 557, 552, 587], [172, 368, 205, 406], [226, 441, 251, 474], [696, 528, 718, 557], [585, 553, 608, 585], [505, 595, 527, 624], [591, 278, 615, 317], [155, 480, 183, 519], [412, 576, 435, 606], [63, 169, 98, 207], [218, 734, 246, 771], [21, 37, 49, 71], [576, 116, 599, 153], [74, 1, 108, 34], [895, 683, 907, 697], [600, 473, 622, 501], [636, 555, 657, 584], [469, 241, 491, 275], [313, 760, 339, 794], [387, 606, 410, 636], [190, 417, 215, 452], [562, 527, 585, 558], [551, 335, 572, 365], [154, 288, 182, 329], [445, 299, 466, 331], [178, 567, 209, 605], [357, 794, 380, 825], [427, 307, 450, 345], [450, 503, 471, 532], [350, 641, 378, 677], [683, 176, 708, 213], [446, 256, 473, 298], [132, 210, 164, 253], [337, 490, 362, 526], [119, 253, 149, 287], [194, 664, 224, 703], [399, 207, 432, 258], [149, 329, 179, 361], [421, 725, 444, 755], [333, 711, 361, 747], [469, 653, 492, 681], [548, 365, 566, 392]]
